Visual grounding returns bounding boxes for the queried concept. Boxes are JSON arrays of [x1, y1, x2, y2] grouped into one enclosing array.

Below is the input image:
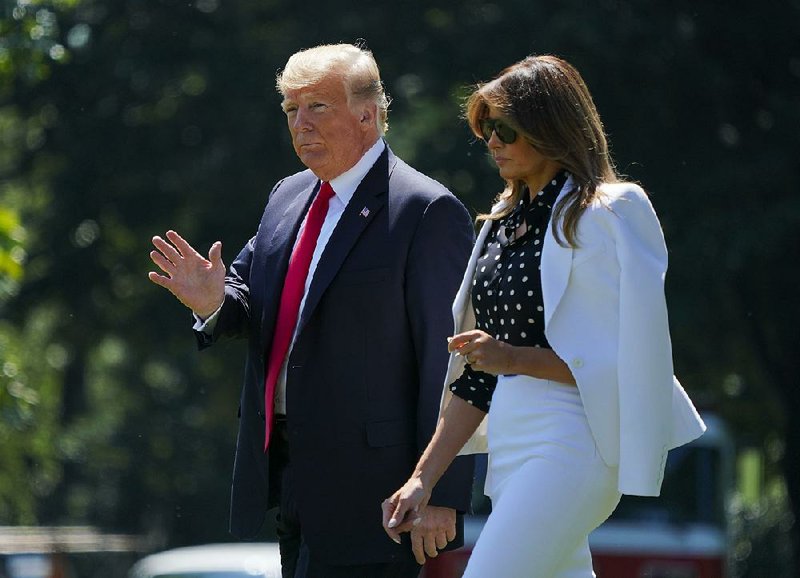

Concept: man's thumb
[[209, 241, 223, 265]]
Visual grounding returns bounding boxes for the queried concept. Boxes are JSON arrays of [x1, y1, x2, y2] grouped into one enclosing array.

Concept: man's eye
[[284, 107, 297, 115], [311, 103, 328, 110]]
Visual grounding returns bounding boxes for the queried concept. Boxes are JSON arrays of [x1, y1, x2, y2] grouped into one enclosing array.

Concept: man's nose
[[292, 108, 312, 131]]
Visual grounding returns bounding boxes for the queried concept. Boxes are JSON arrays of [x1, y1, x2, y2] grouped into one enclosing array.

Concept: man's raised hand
[[148, 230, 226, 318]]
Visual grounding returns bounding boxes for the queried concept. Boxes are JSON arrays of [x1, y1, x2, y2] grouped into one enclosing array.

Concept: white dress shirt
[[195, 138, 386, 414]]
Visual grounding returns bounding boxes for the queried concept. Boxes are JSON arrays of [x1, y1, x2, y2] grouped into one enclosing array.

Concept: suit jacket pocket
[[366, 419, 413, 448]]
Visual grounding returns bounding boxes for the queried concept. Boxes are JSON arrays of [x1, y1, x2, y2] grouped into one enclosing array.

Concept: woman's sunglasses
[[478, 118, 518, 144]]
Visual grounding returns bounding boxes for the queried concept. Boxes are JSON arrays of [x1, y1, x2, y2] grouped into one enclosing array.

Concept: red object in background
[[593, 552, 725, 578], [420, 551, 469, 578]]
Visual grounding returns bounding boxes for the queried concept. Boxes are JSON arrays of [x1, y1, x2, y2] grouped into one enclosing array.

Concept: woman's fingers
[[448, 331, 476, 350], [381, 498, 420, 544], [381, 499, 403, 544], [448, 330, 486, 353]]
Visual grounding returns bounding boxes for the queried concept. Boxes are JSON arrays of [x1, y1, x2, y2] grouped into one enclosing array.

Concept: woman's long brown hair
[[465, 55, 619, 247]]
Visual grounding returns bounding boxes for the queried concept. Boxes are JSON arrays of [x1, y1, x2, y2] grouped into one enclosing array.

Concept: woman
[[381, 55, 706, 577]]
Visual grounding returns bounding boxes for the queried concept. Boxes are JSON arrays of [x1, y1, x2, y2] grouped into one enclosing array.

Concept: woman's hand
[[448, 329, 515, 375], [381, 477, 431, 545]]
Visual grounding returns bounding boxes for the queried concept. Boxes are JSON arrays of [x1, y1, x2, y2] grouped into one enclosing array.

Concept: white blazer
[[440, 178, 706, 496]]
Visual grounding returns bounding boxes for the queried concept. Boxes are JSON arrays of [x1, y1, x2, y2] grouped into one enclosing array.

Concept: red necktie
[[263, 181, 336, 451]]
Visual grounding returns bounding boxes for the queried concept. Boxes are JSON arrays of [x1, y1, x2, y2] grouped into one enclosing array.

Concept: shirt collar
[[525, 170, 568, 211], [326, 138, 386, 206]]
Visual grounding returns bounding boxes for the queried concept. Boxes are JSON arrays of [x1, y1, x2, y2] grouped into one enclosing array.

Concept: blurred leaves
[[0, 206, 26, 300], [0, 305, 63, 524], [0, 2, 798, 572]]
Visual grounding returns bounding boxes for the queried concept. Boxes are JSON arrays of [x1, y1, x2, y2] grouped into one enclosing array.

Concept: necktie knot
[[318, 181, 335, 202]]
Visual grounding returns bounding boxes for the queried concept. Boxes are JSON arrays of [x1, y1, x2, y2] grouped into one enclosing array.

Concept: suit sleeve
[[405, 193, 476, 511], [194, 179, 287, 350], [613, 187, 675, 496], [193, 237, 254, 349]]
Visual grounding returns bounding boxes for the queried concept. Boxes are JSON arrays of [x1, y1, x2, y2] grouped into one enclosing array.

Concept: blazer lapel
[[451, 219, 492, 330], [257, 180, 318, 345], [541, 175, 575, 327], [295, 149, 391, 335]]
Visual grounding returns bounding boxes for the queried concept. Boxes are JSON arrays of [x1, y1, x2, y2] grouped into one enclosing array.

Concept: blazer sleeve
[[193, 238, 254, 349], [194, 177, 288, 349], [612, 186, 675, 496], [404, 193, 476, 512]]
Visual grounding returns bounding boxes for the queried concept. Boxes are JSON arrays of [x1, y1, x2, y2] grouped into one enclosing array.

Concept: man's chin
[[298, 151, 326, 169]]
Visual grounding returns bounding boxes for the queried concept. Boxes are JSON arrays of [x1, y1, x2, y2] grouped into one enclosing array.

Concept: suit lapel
[[257, 180, 318, 345], [541, 175, 575, 327], [295, 148, 391, 335]]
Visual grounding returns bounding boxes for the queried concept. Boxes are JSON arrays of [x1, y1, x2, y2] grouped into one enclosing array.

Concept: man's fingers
[[410, 531, 426, 565], [434, 533, 448, 550], [423, 534, 438, 558], [446, 524, 456, 542], [150, 250, 176, 275], [147, 271, 171, 289], [166, 230, 201, 259], [152, 236, 183, 267]]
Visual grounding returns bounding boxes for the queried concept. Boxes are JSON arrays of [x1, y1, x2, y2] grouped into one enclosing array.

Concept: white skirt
[[464, 374, 621, 578]]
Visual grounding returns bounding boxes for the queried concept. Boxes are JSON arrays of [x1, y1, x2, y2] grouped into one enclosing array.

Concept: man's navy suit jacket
[[198, 146, 476, 565]]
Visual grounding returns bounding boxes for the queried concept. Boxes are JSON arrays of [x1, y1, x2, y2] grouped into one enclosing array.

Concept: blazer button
[[572, 358, 584, 369]]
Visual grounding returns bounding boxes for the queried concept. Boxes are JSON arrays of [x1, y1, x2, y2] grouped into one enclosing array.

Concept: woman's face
[[482, 105, 559, 189]]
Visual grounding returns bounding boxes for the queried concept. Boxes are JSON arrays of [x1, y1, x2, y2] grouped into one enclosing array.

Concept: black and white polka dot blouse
[[449, 171, 568, 413]]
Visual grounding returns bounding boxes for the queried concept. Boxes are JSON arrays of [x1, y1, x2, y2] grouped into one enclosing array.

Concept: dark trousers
[[270, 420, 421, 578]]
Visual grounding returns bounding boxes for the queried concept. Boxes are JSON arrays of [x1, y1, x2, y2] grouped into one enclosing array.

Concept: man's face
[[282, 75, 376, 182]]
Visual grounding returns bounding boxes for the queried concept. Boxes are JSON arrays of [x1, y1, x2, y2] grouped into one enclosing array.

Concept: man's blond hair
[[277, 43, 390, 134]]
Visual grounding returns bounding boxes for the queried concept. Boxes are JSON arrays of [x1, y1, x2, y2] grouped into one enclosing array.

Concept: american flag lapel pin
[[359, 206, 370, 218]]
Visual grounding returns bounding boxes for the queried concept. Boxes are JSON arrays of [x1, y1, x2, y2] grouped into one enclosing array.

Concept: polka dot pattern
[[450, 171, 567, 413]]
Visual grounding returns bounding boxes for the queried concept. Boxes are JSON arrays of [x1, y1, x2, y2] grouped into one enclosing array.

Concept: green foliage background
[[1, 0, 799, 575]]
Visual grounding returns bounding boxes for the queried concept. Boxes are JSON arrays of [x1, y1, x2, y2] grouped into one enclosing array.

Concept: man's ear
[[359, 104, 376, 125]]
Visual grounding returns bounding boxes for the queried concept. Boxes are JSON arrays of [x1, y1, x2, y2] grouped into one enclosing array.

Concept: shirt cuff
[[449, 365, 497, 413], [192, 303, 223, 333]]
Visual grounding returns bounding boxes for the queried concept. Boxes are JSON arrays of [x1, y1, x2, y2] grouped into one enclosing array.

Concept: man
[[148, 43, 475, 578]]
